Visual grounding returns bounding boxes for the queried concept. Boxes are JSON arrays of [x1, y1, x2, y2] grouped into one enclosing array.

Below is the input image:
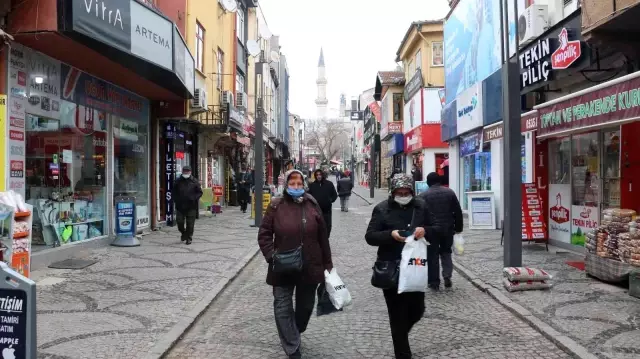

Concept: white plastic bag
[[454, 234, 465, 255], [324, 269, 352, 310], [398, 235, 429, 293]]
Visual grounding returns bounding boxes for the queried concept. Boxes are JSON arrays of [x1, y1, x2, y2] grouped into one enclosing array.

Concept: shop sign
[[482, 122, 503, 142], [27, 51, 61, 120], [69, 0, 131, 53], [164, 123, 176, 226], [229, 105, 245, 130], [386, 134, 404, 158], [388, 122, 403, 134], [459, 130, 483, 157], [350, 111, 363, 121], [403, 90, 422, 133], [404, 69, 423, 103], [456, 83, 483, 135], [0, 285, 29, 359], [522, 183, 547, 241], [570, 205, 598, 246], [548, 184, 571, 243], [130, 0, 173, 70], [519, 13, 587, 93], [9, 117, 24, 129], [10, 161, 24, 178], [137, 205, 149, 228], [537, 73, 640, 136], [61, 64, 149, 122], [521, 111, 538, 132], [404, 127, 422, 153], [173, 27, 195, 97]]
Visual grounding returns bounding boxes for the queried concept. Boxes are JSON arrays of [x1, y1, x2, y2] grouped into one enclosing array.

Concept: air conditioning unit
[[191, 88, 206, 110], [236, 92, 248, 110], [222, 90, 234, 106], [518, 5, 549, 46]]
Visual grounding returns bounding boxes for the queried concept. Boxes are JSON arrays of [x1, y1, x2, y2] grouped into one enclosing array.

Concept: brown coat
[[257, 193, 333, 286]]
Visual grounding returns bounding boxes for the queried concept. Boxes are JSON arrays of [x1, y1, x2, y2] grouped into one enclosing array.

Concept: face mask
[[394, 196, 413, 206], [287, 188, 305, 198], [182, 174, 191, 179]]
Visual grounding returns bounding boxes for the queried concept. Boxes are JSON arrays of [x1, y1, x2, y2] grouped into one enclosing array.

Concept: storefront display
[[0, 191, 33, 277], [460, 131, 490, 210]]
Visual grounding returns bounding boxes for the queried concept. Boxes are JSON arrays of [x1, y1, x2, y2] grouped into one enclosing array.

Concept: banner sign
[[165, 123, 176, 226], [521, 111, 538, 132], [459, 130, 483, 157], [522, 183, 547, 241], [115, 200, 136, 237]]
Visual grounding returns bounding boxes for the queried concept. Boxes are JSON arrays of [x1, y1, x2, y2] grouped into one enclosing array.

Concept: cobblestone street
[[168, 192, 571, 359]]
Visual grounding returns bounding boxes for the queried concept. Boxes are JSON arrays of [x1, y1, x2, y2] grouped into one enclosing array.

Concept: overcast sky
[[258, 0, 451, 120]]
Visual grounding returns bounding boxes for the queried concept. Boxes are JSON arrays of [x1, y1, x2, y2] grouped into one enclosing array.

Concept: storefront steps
[[31, 208, 259, 359], [453, 228, 639, 359]]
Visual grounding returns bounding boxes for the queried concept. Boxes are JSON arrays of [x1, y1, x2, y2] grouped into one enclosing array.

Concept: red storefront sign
[[521, 111, 538, 132], [387, 122, 403, 134], [551, 28, 581, 70], [404, 124, 447, 153], [538, 72, 640, 137], [521, 183, 547, 241]]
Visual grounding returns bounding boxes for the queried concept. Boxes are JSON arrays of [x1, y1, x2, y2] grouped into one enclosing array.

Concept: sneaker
[[444, 278, 452, 288]]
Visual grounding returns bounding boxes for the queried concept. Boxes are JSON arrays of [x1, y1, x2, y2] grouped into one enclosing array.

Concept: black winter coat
[[174, 177, 203, 213], [308, 180, 338, 213], [365, 197, 441, 261], [419, 184, 463, 236], [337, 177, 353, 197]]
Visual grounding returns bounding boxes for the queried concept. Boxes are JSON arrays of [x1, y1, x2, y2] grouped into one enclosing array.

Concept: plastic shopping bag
[[398, 235, 429, 293], [454, 234, 465, 255], [324, 269, 352, 310], [316, 283, 342, 316]]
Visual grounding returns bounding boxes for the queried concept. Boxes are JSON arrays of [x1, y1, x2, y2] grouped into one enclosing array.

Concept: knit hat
[[390, 173, 414, 194], [285, 169, 305, 182]]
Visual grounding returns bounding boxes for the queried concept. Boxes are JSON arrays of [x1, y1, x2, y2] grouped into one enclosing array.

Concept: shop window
[[461, 143, 491, 210], [25, 103, 107, 247], [236, 8, 245, 42], [549, 137, 571, 184], [432, 42, 444, 67], [393, 93, 403, 122], [236, 73, 245, 93], [195, 22, 205, 72], [217, 48, 224, 90], [603, 129, 621, 208], [571, 132, 600, 207], [113, 115, 149, 228]]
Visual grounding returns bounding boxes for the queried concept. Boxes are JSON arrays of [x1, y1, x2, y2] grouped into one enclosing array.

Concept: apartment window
[[236, 8, 245, 42], [415, 50, 422, 71], [236, 73, 245, 93], [393, 93, 403, 122], [217, 49, 224, 89], [432, 42, 444, 66], [195, 22, 205, 72]]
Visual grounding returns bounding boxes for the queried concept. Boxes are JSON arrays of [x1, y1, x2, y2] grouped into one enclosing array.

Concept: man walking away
[[420, 172, 463, 289], [237, 166, 253, 213], [337, 171, 354, 212], [174, 166, 203, 245], [308, 169, 338, 237]]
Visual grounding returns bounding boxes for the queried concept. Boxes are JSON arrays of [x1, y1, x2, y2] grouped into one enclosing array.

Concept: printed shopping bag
[[316, 283, 342, 316], [324, 269, 352, 310], [454, 234, 465, 255], [398, 235, 429, 293]]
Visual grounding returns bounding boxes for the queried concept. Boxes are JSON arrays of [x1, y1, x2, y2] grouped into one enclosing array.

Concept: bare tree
[[305, 119, 350, 163]]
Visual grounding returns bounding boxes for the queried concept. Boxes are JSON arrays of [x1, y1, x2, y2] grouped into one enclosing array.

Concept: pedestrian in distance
[[365, 173, 441, 359], [337, 170, 354, 212], [237, 165, 253, 213], [419, 172, 463, 290], [308, 169, 338, 238], [173, 166, 203, 245], [257, 169, 333, 359]]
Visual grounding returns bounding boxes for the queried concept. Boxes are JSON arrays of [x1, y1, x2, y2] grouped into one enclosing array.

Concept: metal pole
[[253, 62, 265, 227], [502, 0, 522, 267]]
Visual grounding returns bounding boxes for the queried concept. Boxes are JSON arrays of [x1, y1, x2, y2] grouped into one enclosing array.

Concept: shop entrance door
[[571, 132, 600, 246]]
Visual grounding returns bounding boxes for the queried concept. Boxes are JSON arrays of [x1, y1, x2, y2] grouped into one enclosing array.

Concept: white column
[[423, 149, 436, 176], [525, 132, 534, 183], [491, 138, 504, 229]]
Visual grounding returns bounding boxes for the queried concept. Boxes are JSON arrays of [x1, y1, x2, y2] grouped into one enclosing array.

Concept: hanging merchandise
[[0, 191, 33, 278]]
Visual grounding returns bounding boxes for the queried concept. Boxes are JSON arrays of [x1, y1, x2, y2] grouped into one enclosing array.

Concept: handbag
[[370, 208, 415, 289], [272, 205, 305, 274]]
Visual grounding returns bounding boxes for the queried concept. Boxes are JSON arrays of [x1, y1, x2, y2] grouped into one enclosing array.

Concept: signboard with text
[[522, 183, 547, 241]]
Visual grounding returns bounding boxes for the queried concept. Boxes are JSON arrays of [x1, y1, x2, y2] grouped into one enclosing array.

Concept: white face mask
[[394, 196, 413, 206], [182, 174, 191, 179]]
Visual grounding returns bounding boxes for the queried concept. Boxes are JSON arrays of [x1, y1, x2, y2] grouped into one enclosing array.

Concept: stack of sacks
[[503, 267, 553, 292], [585, 230, 597, 254], [617, 232, 640, 266], [600, 209, 637, 261], [595, 227, 609, 257]]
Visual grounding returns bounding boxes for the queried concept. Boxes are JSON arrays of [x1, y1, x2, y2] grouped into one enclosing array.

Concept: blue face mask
[[287, 188, 305, 198]]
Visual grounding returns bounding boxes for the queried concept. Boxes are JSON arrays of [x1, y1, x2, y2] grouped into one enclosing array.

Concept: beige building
[[396, 20, 445, 87]]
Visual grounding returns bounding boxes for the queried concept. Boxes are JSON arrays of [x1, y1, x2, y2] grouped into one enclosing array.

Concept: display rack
[[0, 202, 33, 278]]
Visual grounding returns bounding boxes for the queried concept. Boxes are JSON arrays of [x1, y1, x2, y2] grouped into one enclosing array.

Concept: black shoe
[[289, 349, 302, 359], [186, 238, 192, 245], [429, 284, 440, 291], [180, 235, 186, 242], [444, 278, 452, 288]]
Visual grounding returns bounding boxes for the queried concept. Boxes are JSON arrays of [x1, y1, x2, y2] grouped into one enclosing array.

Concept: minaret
[[315, 48, 328, 120]]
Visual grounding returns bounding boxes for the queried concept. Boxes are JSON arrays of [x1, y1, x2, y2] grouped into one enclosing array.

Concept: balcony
[[582, 0, 640, 46]]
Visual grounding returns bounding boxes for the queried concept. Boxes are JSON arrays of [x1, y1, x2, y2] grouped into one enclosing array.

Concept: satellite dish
[[270, 50, 280, 63], [258, 22, 272, 40], [220, 0, 237, 13], [247, 40, 260, 57]]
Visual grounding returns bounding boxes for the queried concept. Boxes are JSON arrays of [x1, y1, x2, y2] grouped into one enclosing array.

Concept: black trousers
[[427, 236, 454, 286], [383, 289, 425, 359], [176, 209, 197, 241], [238, 188, 250, 212], [322, 211, 332, 238]]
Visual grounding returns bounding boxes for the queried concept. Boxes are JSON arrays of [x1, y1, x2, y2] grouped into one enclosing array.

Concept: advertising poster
[[522, 183, 546, 241], [8, 46, 27, 197], [26, 50, 61, 120], [571, 205, 598, 246], [115, 201, 136, 237], [548, 184, 571, 243], [456, 83, 483, 135], [403, 90, 422, 133], [0, 95, 6, 191], [444, 0, 502, 104]]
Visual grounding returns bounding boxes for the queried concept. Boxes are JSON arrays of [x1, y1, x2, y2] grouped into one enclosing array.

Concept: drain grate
[[48, 259, 98, 270]]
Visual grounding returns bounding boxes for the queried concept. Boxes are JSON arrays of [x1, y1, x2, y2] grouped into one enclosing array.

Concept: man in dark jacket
[[365, 173, 441, 359], [173, 166, 203, 245], [308, 169, 338, 237], [237, 166, 253, 213], [336, 171, 353, 212], [420, 172, 463, 289]]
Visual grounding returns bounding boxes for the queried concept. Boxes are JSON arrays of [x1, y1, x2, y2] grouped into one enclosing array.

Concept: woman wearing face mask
[[257, 169, 333, 359], [365, 173, 440, 359]]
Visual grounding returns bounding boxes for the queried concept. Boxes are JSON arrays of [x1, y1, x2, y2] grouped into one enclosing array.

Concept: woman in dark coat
[[258, 169, 333, 359]]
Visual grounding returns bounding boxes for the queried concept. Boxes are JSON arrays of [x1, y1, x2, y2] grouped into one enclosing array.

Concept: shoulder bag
[[272, 204, 305, 274], [371, 208, 415, 289]]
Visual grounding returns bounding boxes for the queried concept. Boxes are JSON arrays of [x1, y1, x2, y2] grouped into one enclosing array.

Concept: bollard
[[0, 262, 36, 359], [111, 196, 140, 247]]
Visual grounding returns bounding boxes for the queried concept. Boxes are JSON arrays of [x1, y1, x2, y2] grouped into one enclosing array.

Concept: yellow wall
[[398, 23, 445, 88], [185, 0, 236, 113]]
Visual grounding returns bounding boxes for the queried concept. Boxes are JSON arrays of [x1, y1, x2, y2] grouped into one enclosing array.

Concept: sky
[[258, 0, 451, 120]]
